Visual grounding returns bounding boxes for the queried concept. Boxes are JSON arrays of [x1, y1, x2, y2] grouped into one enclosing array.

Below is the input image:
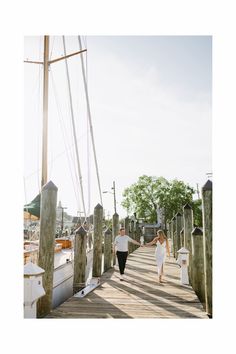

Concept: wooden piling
[[168, 221, 173, 254], [180, 228, 184, 247], [112, 213, 119, 265], [124, 217, 131, 254], [202, 180, 212, 317], [37, 181, 58, 318], [183, 203, 193, 250], [73, 226, 87, 294], [92, 204, 103, 277], [176, 213, 182, 253], [135, 221, 140, 249], [130, 220, 135, 252], [183, 203, 193, 283], [172, 216, 177, 258], [104, 228, 112, 272], [191, 227, 206, 307]]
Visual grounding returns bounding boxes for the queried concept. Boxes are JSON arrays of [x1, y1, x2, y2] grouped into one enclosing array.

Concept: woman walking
[[145, 230, 170, 283]]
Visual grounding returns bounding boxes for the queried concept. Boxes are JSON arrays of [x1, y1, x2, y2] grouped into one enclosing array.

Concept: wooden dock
[[47, 246, 209, 319]]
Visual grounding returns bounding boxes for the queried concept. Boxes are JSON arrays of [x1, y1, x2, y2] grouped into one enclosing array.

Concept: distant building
[[139, 223, 161, 243], [72, 214, 93, 225]]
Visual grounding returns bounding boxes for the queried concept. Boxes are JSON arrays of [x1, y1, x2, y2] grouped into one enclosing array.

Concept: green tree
[[122, 175, 195, 224], [192, 199, 203, 227]]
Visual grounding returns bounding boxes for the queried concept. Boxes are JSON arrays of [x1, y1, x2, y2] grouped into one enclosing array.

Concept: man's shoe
[[120, 274, 124, 281]]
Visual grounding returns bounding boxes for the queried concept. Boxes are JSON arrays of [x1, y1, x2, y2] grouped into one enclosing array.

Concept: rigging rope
[[62, 36, 87, 220], [78, 35, 103, 206], [50, 69, 81, 211]]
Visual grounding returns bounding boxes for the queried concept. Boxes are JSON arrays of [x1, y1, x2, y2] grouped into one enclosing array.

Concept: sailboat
[[24, 35, 103, 308]]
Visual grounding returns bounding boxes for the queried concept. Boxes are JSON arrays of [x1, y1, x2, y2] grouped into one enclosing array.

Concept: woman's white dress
[[155, 240, 167, 275]]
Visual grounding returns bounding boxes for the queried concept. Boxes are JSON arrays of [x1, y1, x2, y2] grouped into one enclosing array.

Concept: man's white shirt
[[114, 235, 133, 252]]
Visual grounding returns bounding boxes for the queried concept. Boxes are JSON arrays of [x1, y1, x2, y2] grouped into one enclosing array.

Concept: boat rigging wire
[[78, 35, 103, 207], [62, 35, 87, 220], [50, 68, 81, 212]]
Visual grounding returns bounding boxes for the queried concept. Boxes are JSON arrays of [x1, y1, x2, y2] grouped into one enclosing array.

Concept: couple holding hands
[[113, 227, 170, 282]]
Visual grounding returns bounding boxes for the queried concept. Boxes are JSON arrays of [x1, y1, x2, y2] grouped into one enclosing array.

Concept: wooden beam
[[48, 49, 87, 64], [24, 60, 43, 64]]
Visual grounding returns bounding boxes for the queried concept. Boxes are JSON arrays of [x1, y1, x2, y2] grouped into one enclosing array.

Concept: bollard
[[24, 262, 45, 318], [92, 204, 103, 277], [177, 247, 190, 285], [104, 228, 112, 272], [112, 213, 119, 266], [191, 227, 206, 307], [202, 180, 212, 316], [37, 180, 58, 318], [73, 226, 87, 294]]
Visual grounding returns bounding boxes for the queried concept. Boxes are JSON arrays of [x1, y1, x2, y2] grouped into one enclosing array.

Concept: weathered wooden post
[[168, 221, 173, 254], [202, 180, 212, 317], [112, 212, 119, 265], [135, 221, 140, 249], [166, 222, 171, 253], [191, 227, 206, 307], [176, 213, 182, 254], [73, 226, 87, 294], [37, 181, 58, 318], [130, 220, 135, 252], [124, 217, 131, 254], [180, 228, 184, 247], [172, 216, 177, 258], [92, 204, 103, 277], [183, 203, 194, 284], [104, 228, 112, 272]]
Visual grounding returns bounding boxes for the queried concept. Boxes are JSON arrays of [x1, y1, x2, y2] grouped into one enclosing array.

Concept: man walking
[[113, 227, 142, 281]]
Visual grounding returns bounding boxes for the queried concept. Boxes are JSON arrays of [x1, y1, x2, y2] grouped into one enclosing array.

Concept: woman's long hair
[[157, 229, 167, 240]]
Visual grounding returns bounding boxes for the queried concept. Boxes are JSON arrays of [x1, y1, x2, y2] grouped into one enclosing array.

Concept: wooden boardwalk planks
[[47, 247, 208, 319]]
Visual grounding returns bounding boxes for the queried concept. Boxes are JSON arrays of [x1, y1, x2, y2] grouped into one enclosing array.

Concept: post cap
[[104, 228, 112, 236], [112, 212, 119, 218], [192, 227, 203, 236], [24, 262, 45, 276], [41, 180, 58, 192], [202, 180, 212, 191], [176, 212, 182, 217], [75, 225, 87, 236], [177, 247, 190, 254], [94, 203, 103, 210], [183, 203, 192, 210]]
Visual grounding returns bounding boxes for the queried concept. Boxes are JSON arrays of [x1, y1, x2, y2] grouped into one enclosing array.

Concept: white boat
[[24, 237, 94, 308]]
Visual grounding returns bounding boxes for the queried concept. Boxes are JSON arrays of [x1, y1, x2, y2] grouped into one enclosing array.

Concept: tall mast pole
[[24, 36, 87, 190], [112, 181, 117, 214], [41, 35, 49, 188]]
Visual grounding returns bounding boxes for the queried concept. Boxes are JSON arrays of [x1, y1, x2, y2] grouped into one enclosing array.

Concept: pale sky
[[2, 0, 236, 348], [24, 35, 212, 218]]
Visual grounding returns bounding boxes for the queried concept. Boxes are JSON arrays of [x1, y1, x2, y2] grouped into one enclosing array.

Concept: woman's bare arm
[[145, 237, 158, 246]]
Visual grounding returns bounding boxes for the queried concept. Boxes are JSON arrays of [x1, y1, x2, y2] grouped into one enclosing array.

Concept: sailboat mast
[[41, 35, 49, 188]]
